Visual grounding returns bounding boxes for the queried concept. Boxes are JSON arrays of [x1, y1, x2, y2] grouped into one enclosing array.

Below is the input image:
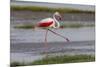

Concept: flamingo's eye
[[59, 17, 62, 20], [55, 15, 62, 20]]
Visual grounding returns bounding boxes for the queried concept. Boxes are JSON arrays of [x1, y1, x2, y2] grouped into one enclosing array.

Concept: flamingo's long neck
[[53, 15, 60, 28]]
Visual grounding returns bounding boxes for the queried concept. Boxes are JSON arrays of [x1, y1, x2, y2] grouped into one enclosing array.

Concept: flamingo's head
[[54, 12, 62, 20]]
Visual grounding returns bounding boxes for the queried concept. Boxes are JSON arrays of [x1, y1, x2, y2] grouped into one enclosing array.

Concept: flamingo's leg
[[44, 29, 48, 57], [48, 29, 70, 42]]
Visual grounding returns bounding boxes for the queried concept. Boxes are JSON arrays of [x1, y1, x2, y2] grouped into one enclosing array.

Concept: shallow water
[[11, 41, 95, 63], [10, 27, 95, 63], [11, 27, 95, 43]]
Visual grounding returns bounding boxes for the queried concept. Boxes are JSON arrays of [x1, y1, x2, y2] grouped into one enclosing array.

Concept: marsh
[[10, 1, 95, 65]]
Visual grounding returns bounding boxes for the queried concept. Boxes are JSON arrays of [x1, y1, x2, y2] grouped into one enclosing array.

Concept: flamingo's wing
[[40, 18, 54, 22], [38, 18, 54, 27]]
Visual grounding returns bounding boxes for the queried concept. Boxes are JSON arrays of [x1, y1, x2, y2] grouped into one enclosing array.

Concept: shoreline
[[11, 1, 95, 11], [11, 6, 95, 14], [11, 40, 95, 63], [10, 55, 95, 66]]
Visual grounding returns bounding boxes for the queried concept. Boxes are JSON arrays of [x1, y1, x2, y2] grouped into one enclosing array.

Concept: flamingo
[[36, 12, 69, 55]]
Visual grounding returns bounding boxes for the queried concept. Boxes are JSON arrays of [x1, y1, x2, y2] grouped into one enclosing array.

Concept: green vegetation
[[14, 23, 95, 29], [61, 23, 95, 28], [10, 55, 95, 67], [14, 24, 35, 29], [10, 62, 26, 67], [11, 6, 94, 13], [31, 55, 95, 65]]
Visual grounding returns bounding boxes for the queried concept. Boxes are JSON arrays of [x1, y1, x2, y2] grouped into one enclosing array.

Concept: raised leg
[[48, 29, 70, 42]]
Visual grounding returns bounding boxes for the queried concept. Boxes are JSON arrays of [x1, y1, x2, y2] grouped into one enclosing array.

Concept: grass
[[14, 23, 95, 29], [14, 24, 35, 29], [31, 55, 95, 65], [10, 55, 95, 67], [62, 23, 95, 28], [11, 6, 95, 14], [10, 62, 26, 67]]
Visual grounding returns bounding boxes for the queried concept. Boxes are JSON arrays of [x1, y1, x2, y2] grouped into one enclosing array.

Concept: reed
[[11, 6, 95, 14], [10, 55, 95, 67]]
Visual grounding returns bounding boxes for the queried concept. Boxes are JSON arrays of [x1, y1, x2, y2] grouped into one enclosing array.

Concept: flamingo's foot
[[66, 38, 70, 42]]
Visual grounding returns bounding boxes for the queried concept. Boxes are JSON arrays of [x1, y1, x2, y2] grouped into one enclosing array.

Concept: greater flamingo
[[36, 12, 69, 55]]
